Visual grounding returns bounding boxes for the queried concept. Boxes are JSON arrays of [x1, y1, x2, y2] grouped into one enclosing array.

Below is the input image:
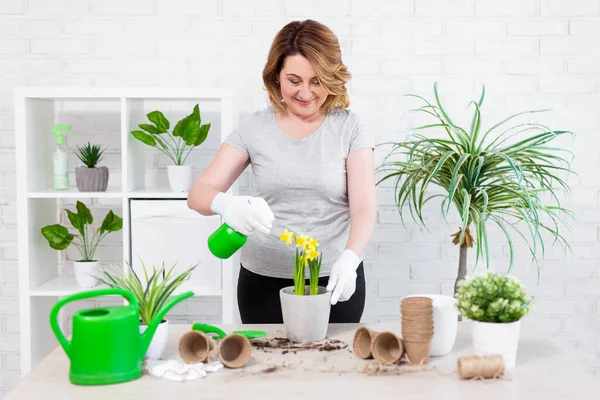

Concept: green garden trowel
[[192, 323, 266, 340]]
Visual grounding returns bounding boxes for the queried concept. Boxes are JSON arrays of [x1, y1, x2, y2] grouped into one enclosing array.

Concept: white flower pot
[[280, 286, 331, 342], [140, 319, 169, 360], [167, 165, 193, 192], [404, 294, 458, 356], [472, 319, 521, 370], [73, 260, 100, 289]]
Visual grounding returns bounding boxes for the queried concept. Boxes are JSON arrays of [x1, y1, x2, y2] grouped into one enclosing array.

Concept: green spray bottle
[[52, 124, 72, 190]]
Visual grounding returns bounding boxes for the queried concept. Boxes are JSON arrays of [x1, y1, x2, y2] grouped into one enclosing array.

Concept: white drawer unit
[[129, 199, 223, 295]]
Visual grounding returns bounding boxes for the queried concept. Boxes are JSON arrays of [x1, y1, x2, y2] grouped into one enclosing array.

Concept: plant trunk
[[454, 244, 468, 321]]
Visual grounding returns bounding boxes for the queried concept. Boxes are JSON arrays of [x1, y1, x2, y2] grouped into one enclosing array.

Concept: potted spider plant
[[377, 83, 574, 295], [41, 201, 123, 288], [279, 228, 331, 342], [74, 142, 109, 192], [130, 104, 211, 192], [456, 270, 532, 369], [97, 259, 198, 360]]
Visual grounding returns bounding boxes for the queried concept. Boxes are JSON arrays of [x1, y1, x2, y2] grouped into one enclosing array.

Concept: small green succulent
[[75, 142, 106, 168], [456, 270, 532, 323]]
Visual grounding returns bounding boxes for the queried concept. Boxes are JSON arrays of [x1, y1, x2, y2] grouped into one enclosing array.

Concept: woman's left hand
[[326, 249, 361, 305]]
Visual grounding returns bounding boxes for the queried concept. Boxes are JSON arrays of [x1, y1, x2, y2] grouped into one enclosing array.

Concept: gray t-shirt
[[224, 107, 374, 279]]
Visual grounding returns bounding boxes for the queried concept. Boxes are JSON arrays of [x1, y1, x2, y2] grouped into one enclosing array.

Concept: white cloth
[[145, 359, 224, 381]]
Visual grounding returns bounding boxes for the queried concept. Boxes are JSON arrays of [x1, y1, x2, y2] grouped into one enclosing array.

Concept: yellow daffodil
[[306, 248, 319, 261], [308, 237, 319, 249], [279, 228, 294, 245], [295, 234, 309, 248]]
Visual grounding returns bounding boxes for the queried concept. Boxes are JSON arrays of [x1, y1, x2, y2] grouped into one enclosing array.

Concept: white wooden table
[[6, 321, 599, 400]]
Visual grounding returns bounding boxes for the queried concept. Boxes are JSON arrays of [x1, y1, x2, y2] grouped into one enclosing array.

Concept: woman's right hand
[[210, 192, 275, 236]]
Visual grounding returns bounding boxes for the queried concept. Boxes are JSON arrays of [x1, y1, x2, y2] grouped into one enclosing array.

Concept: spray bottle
[[207, 223, 248, 259], [52, 124, 72, 190]]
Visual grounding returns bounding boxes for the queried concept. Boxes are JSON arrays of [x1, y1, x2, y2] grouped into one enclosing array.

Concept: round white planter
[[73, 260, 100, 289], [167, 165, 193, 193], [280, 286, 331, 342], [472, 319, 521, 370], [403, 294, 458, 356], [140, 319, 169, 360]]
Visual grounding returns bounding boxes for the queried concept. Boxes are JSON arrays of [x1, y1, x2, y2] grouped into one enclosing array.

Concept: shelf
[[30, 275, 108, 297], [27, 187, 192, 199], [127, 187, 189, 199], [15, 87, 230, 100], [27, 188, 124, 199], [30, 275, 222, 297]]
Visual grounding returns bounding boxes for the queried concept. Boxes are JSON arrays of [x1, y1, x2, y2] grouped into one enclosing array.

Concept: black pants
[[237, 263, 366, 324]]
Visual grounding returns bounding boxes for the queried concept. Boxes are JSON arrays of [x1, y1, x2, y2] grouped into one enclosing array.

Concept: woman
[[187, 19, 376, 324]]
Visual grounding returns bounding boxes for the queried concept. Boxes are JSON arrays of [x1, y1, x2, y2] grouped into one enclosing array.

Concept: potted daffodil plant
[[279, 228, 331, 342]]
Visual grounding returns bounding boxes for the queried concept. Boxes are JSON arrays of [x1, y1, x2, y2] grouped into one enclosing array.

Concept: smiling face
[[278, 54, 327, 118]]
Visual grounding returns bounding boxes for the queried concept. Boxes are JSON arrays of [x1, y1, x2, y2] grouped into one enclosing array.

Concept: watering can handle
[[49, 288, 138, 359]]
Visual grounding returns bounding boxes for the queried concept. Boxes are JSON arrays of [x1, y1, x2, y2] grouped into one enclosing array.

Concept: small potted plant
[[74, 142, 109, 192], [130, 104, 211, 192], [279, 228, 331, 342], [456, 270, 533, 370], [41, 201, 123, 288], [97, 259, 198, 360]]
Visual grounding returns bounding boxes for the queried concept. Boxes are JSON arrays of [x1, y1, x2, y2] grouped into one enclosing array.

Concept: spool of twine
[[457, 355, 505, 380]]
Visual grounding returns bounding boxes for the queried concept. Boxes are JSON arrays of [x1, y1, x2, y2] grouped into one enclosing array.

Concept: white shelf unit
[[15, 87, 239, 376]]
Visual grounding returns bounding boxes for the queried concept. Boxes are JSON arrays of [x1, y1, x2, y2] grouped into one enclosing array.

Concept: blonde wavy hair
[[262, 20, 351, 114]]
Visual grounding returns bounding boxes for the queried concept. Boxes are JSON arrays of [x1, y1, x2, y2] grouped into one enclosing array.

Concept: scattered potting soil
[[252, 337, 348, 352]]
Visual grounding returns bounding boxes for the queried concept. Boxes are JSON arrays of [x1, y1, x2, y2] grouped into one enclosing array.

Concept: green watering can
[[49, 288, 194, 386]]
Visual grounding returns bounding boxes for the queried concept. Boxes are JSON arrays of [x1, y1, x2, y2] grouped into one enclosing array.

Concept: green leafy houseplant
[[98, 260, 197, 325], [130, 104, 211, 166], [41, 200, 123, 261], [75, 142, 105, 168], [377, 83, 574, 294], [456, 270, 532, 323], [280, 228, 323, 295]]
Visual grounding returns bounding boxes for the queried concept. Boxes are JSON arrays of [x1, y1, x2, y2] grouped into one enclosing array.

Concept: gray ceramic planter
[[75, 166, 109, 192], [280, 286, 332, 342]]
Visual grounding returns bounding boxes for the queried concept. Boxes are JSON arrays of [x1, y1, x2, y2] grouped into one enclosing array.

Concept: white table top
[[6, 321, 599, 400]]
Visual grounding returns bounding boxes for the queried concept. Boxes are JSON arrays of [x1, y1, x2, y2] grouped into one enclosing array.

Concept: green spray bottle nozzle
[[52, 124, 73, 144]]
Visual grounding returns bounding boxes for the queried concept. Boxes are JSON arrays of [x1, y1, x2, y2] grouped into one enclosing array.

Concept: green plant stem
[[153, 135, 180, 165], [181, 145, 195, 165]]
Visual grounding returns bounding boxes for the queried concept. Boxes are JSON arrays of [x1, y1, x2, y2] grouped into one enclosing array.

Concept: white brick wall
[[1, 0, 600, 395]]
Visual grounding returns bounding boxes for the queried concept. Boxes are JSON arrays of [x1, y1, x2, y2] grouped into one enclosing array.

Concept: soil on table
[[251, 337, 348, 353]]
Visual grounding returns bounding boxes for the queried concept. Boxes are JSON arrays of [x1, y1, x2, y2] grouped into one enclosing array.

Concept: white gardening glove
[[210, 192, 275, 236], [326, 249, 361, 305]]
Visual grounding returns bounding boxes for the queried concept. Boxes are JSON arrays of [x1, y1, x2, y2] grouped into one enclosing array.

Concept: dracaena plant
[[280, 228, 323, 295], [97, 259, 197, 325], [130, 104, 211, 166], [41, 200, 123, 261], [376, 83, 574, 295], [75, 142, 105, 168]]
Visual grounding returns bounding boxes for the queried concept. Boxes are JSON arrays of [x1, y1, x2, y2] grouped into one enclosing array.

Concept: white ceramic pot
[[403, 294, 458, 357], [73, 260, 100, 288], [472, 319, 521, 370], [167, 165, 193, 192], [140, 319, 169, 360], [280, 286, 331, 342]]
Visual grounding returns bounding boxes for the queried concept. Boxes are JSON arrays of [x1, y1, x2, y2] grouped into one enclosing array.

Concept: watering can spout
[[140, 291, 194, 356]]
